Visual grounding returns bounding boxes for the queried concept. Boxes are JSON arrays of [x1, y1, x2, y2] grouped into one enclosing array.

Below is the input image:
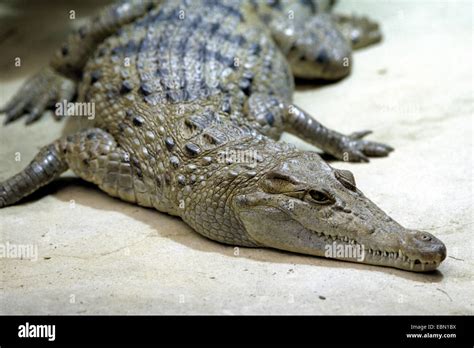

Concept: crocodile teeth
[[399, 250, 403, 258]]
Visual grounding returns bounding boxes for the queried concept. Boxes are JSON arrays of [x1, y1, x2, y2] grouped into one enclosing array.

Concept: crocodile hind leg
[[62, 129, 155, 207], [269, 12, 352, 80], [1, 0, 156, 125], [49, 0, 156, 79], [268, 3, 382, 80], [1, 128, 150, 208], [332, 13, 382, 49]]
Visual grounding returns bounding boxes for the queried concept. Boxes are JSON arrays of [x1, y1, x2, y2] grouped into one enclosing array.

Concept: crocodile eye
[[307, 190, 333, 204]]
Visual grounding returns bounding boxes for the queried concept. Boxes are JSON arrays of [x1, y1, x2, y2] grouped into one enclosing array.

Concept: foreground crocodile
[[0, 0, 446, 272]]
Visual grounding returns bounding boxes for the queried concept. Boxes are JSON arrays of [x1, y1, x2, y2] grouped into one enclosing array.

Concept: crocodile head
[[234, 152, 446, 272]]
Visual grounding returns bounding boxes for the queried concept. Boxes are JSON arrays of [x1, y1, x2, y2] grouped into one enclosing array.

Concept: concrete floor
[[0, 1, 472, 314]]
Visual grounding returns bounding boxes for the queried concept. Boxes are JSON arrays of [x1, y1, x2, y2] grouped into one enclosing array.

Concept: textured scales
[[0, 0, 447, 272], [78, 1, 294, 245]]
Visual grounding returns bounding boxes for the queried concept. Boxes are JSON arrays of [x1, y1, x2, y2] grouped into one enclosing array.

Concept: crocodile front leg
[[0, 67, 76, 125], [244, 93, 393, 162], [283, 104, 394, 162]]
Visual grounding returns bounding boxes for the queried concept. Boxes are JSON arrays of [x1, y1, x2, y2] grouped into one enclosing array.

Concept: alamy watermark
[[217, 148, 259, 164], [18, 322, 55, 341], [0, 241, 38, 261], [55, 100, 95, 120], [324, 241, 365, 262]]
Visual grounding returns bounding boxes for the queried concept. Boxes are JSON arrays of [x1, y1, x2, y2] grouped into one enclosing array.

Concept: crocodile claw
[[349, 129, 373, 139], [1, 67, 76, 125], [337, 130, 394, 162]]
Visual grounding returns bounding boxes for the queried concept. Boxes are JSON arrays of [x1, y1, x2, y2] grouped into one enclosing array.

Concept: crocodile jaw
[[236, 205, 447, 273], [308, 228, 446, 272]]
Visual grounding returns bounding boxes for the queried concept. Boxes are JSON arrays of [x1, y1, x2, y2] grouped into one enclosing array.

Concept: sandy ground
[[0, 0, 472, 314]]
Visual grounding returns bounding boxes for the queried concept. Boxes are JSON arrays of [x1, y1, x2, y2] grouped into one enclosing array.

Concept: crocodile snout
[[403, 230, 447, 264]]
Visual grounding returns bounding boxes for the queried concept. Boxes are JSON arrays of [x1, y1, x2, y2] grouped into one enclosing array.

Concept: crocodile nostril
[[421, 234, 432, 241]]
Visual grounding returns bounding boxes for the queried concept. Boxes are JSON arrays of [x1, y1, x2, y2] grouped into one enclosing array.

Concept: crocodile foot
[[333, 13, 382, 50], [335, 130, 394, 163], [1, 67, 76, 125]]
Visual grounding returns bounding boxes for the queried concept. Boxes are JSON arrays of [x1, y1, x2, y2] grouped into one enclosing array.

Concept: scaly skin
[[0, 0, 446, 272]]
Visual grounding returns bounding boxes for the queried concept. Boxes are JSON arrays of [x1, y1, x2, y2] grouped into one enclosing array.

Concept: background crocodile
[[0, 0, 446, 272]]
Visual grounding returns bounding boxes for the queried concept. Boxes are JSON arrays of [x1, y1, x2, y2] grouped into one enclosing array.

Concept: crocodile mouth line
[[312, 230, 440, 271]]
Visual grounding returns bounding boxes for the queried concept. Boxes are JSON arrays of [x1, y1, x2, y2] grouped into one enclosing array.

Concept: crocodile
[[0, 0, 446, 272]]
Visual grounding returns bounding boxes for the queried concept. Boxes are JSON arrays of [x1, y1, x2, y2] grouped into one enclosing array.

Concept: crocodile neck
[[172, 127, 300, 247]]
